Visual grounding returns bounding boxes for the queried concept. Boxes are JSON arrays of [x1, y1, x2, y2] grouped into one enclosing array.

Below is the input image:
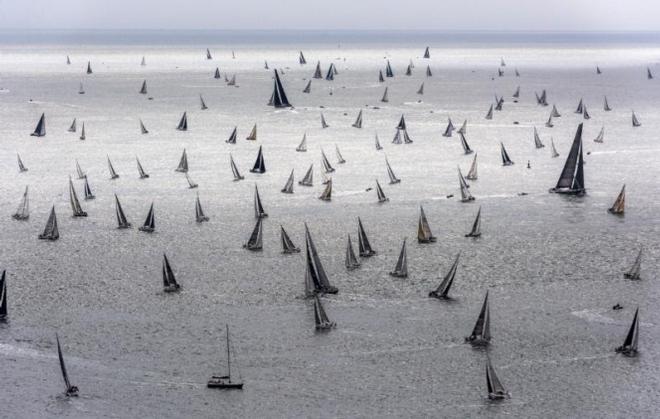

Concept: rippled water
[[0, 32, 658, 418]]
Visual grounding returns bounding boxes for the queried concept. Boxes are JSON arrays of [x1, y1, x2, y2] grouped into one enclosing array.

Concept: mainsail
[[385, 157, 401, 184], [423, 46, 430, 59], [459, 133, 473, 154], [352, 110, 363, 128], [296, 133, 307, 152], [78, 82, 85, 94], [416, 82, 424, 95], [115, 194, 131, 229], [17, 154, 28, 172], [426, 65, 432, 77], [486, 358, 510, 400], [138, 203, 155, 232], [281, 170, 294, 194], [299, 164, 313, 186], [335, 145, 346, 164], [465, 206, 482, 237], [214, 67, 221, 79], [375, 180, 388, 203], [500, 143, 514, 166], [318, 179, 332, 201], [107, 156, 119, 179], [83, 176, 94, 200], [485, 105, 493, 120], [299, 51, 307, 65], [31, 113, 46, 137], [226, 126, 238, 144], [137, 157, 149, 178], [381, 87, 389, 103], [162, 254, 181, 292], [254, 185, 268, 218], [465, 291, 491, 346], [139, 80, 147, 94], [325, 64, 335, 80], [313, 61, 323, 79], [417, 206, 436, 243], [243, 218, 263, 251], [68, 118, 77, 132], [176, 112, 188, 131], [139, 119, 149, 134], [345, 235, 361, 270], [230, 154, 244, 181], [603, 96, 611, 111], [551, 104, 561, 117], [615, 308, 639, 357], [79, 123, 86, 140], [442, 118, 454, 137], [632, 111, 641, 127], [549, 123, 585, 195], [389, 239, 408, 278], [0, 270, 6, 320], [313, 295, 336, 330], [200, 94, 208, 110], [533, 127, 545, 148], [466, 153, 478, 180], [195, 194, 209, 223], [375, 133, 383, 150], [304, 223, 338, 294], [38, 206, 59, 240], [250, 146, 266, 173], [280, 225, 300, 253], [86, 61, 92, 74], [429, 253, 461, 299], [269, 69, 292, 108], [593, 126, 604, 143], [385, 60, 394, 77], [320, 113, 329, 128], [550, 138, 560, 158], [458, 167, 475, 202], [303, 80, 312, 93], [68, 177, 87, 217], [56, 334, 79, 397], [12, 186, 29, 220], [175, 149, 189, 172], [321, 150, 335, 173], [623, 248, 642, 280], [357, 217, 376, 257], [608, 185, 625, 215]]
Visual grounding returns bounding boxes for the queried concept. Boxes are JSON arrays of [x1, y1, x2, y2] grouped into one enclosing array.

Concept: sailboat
[[206, 48, 212, 59], [343, 234, 361, 270], [66, 55, 71, 65], [389, 239, 408, 278], [549, 123, 585, 195], [244, 123, 257, 141], [17, 154, 28, 172], [551, 104, 561, 117], [302, 80, 312, 93], [79, 123, 86, 140], [466, 153, 478, 180], [268, 69, 292, 108], [465, 291, 491, 346], [512, 86, 520, 98], [195, 194, 209, 223], [303, 223, 338, 294], [405, 64, 412, 76], [138, 203, 155, 232], [457, 120, 467, 135], [380, 87, 389, 103], [583, 105, 591, 120], [426, 65, 432, 77], [207, 325, 244, 389], [86, 61, 92, 74], [299, 51, 307, 65], [321, 150, 335, 173], [31, 113, 46, 137], [596, 65, 602, 74], [280, 225, 300, 253], [458, 168, 475, 202], [378, 70, 385, 82], [615, 308, 640, 357], [429, 253, 461, 299], [225, 127, 238, 144], [423, 46, 430, 58], [318, 179, 332, 201], [136, 157, 150, 178], [632, 111, 641, 127], [459, 133, 473, 154], [298, 164, 313, 186], [250, 146, 266, 173], [227, 74, 236, 86], [647, 67, 653, 79], [623, 248, 642, 280], [139, 119, 149, 134], [465, 206, 482, 237], [538, 90, 548, 106], [56, 334, 79, 397], [0, 270, 6, 320], [550, 138, 560, 157], [335, 145, 346, 164], [495, 96, 504, 110], [139, 80, 147, 94], [442, 118, 455, 137], [106, 157, 119, 179], [575, 98, 584, 114], [115, 194, 131, 229], [176, 112, 188, 131], [38, 206, 59, 240], [296, 133, 307, 152], [83, 176, 94, 200], [200, 94, 208, 110], [253, 185, 268, 218], [357, 217, 376, 257], [417, 83, 424, 95], [75, 160, 86, 179], [281, 170, 294, 193], [313, 295, 336, 330], [545, 114, 554, 128], [320, 113, 329, 128], [325, 64, 335, 80], [78, 82, 85, 94], [68, 118, 77, 132], [185, 173, 198, 189], [230, 154, 244, 180], [12, 186, 29, 220], [417, 206, 436, 243], [593, 126, 605, 143], [162, 254, 181, 292], [486, 358, 510, 400], [375, 180, 388, 203], [500, 143, 514, 166], [533, 127, 545, 148], [352, 110, 363, 128], [385, 60, 394, 77], [485, 105, 493, 120], [243, 218, 263, 251], [175, 149, 189, 172], [313, 61, 323, 79], [141, 56, 146, 66], [375, 133, 383, 150], [214, 67, 221, 79], [68, 177, 87, 217], [385, 157, 401, 184], [604, 96, 612, 111], [608, 185, 625, 215]]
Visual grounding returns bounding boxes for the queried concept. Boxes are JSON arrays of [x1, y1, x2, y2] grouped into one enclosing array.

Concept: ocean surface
[[0, 31, 658, 418]]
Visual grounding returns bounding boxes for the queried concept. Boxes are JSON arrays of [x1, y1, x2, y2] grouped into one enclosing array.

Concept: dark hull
[[549, 187, 586, 196], [138, 227, 155, 232]]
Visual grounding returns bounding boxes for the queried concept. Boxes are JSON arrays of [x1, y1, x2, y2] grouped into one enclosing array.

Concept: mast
[[549, 123, 585, 195]]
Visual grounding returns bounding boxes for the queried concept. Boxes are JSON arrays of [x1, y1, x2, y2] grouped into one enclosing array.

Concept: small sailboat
[[647, 67, 653, 79], [78, 82, 85, 94], [500, 143, 514, 166], [423, 46, 430, 59], [352, 110, 363, 128], [512, 86, 520, 98], [458, 168, 474, 202], [296, 133, 307, 152], [551, 104, 561, 117], [175, 149, 189, 172], [195, 194, 209, 223], [429, 253, 461, 299], [250, 146, 266, 173], [533, 127, 545, 148], [495, 96, 504, 111], [385, 60, 394, 77], [280, 225, 300, 253], [139, 80, 147, 94], [416, 82, 424, 95], [136, 157, 149, 178], [254, 185, 268, 218], [75, 160, 86, 179], [139, 119, 149, 134], [86, 61, 92, 74], [0, 270, 6, 320], [68, 177, 87, 217], [299, 51, 307, 65], [227, 74, 236, 86], [321, 150, 335, 173], [465, 291, 491, 346], [417, 206, 436, 243], [426, 65, 432, 77], [596, 65, 602, 74], [466, 153, 478, 180], [302, 80, 312, 93], [141, 56, 146, 66], [38, 206, 59, 240], [12, 186, 29, 220], [623, 248, 642, 280], [313, 61, 323, 79], [299, 164, 313, 186], [176, 112, 188, 131], [31, 113, 46, 137], [107, 157, 119, 179], [207, 325, 244, 389], [185, 172, 198, 189], [459, 133, 473, 154], [226, 126, 238, 144], [389, 239, 408, 278], [575, 98, 584, 114], [442, 118, 455, 137], [608, 185, 625, 215], [594, 126, 605, 143], [465, 206, 482, 237], [230, 154, 244, 181], [375, 133, 383, 150], [66, 55, 71, 65], [79, 122, 86, 140], [603, 96, 612, 111], [200, 94, 208, 110], [245, 123, 257, 141], [68, 118, 77, 132], [375, 180, 388, 203], [335, 145, 346, 164], [357, 217, 376, 257], [345, 235, 361, 270], [545, 114, 554, 128], [550, 138, 560, 157], [380, 87, 389, 103], [83, 176, 94, 200], [484, 104, 493, 120], [632, 111, 641, 127], [318, 179, 332, 201], [268, 69, 292, 108], [615, 308, 640, 357], [162, 254, 181, 292], [56, 334, 79, 397], [303, 223, 338, 294], [486, 358, 510, 400], [549, 123, 585, 195], [313, 295, 336, 330], [385, 157, 401, 184], [17, 154, 28, 172], [378, 70, 385, 82], [281, 170, 294, 193], [320, 113, 329, 128], [138, 203, 155, 232], [115, 194, 131, 229], [325, 64, 335, 80], [214, 67, 221, 79], [243, 218, 263, 251], [583, 105, 591, 120], [457, 120, 467, 135]]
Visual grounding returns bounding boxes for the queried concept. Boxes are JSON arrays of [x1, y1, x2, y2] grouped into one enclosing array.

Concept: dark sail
[[357, 217, 376, 257], [139, 119, 149, 134], [318, 179, 332, 201], [281, 169, 295, 194], [250, 146, 266, 173], [423, 46, 430, 59], [632, 111, 641, 127], [320, 113, 329, 128], [139, 80, 147, 94], [345, 235, 360, 270], [245, 124, 257, 141], [429, 253, 461, 299], [465, 206, 482, 237], [176, 112, 188, 131], [81, 176, 94, 200], [615, 308, 640, 356], [254, 185, 268, 218], [175, 149, 189, 172], [115, 194, 131, 229], [593, 126, 604, 143], [459, 133, 473, 154], [313, 61, 323, 79], [243, 218, 263, 251], [551, 104, 561, 117], [385, 60, 394, 77], [137, 157, 150, 178], [466, 153, 478, 180], [200, 94, 208, 110], [608, 185, 625, 215], [79, 122, 86, 140], [500, 143, 514, 166], [389, 239, 408, 278], [299, 164, 313, 186], [550, 138, 560, 157], [378, 70, 385, 82], [623, 248, 642, 280], [485, 105, 493, 120], [56, 334, 79, 397], [86, 61, 92, 74], [375, 180, 388, 203], [38, 206, 59, 240], [280, 225, 300, 253], [304, 223, 338, 294], [385, 157, 400, 184], [321, 150, 334, 173], [325, 64, 335, 80], [107, 156, 119, 179], [296, 133, 307, 151], [226, 126, 238, 144], [352, 110, 363, 128], [313, 295, 336, 330], [68, 118, 77, 132], [533, 127, 545, 148], [138, 203, 155, 232], [31, 113, 46, 137], [299, 51, 307, 65], [486, 358, 510, 400], [269, 69, 292, 108], [303, 80, 311, 93], [426, 65, 432, 77], [0, 270, 6, 320], [162, 254, 181, 292], [549, 123, 585, 195], [603, 96, 611, 111], [458, 167, 474, 202], [195, 194, 209, 223], [17, 154, 28, 172], [381, 87, 389, 103], [465, 291, 491, 346], [68, 177, 87, 217]]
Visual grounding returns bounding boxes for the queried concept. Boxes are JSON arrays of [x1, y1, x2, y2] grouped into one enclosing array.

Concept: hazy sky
[[1, 0, 659, 31]]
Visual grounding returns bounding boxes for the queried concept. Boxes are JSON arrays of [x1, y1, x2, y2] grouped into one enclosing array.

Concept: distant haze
[[1, 0, 660, 31]]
